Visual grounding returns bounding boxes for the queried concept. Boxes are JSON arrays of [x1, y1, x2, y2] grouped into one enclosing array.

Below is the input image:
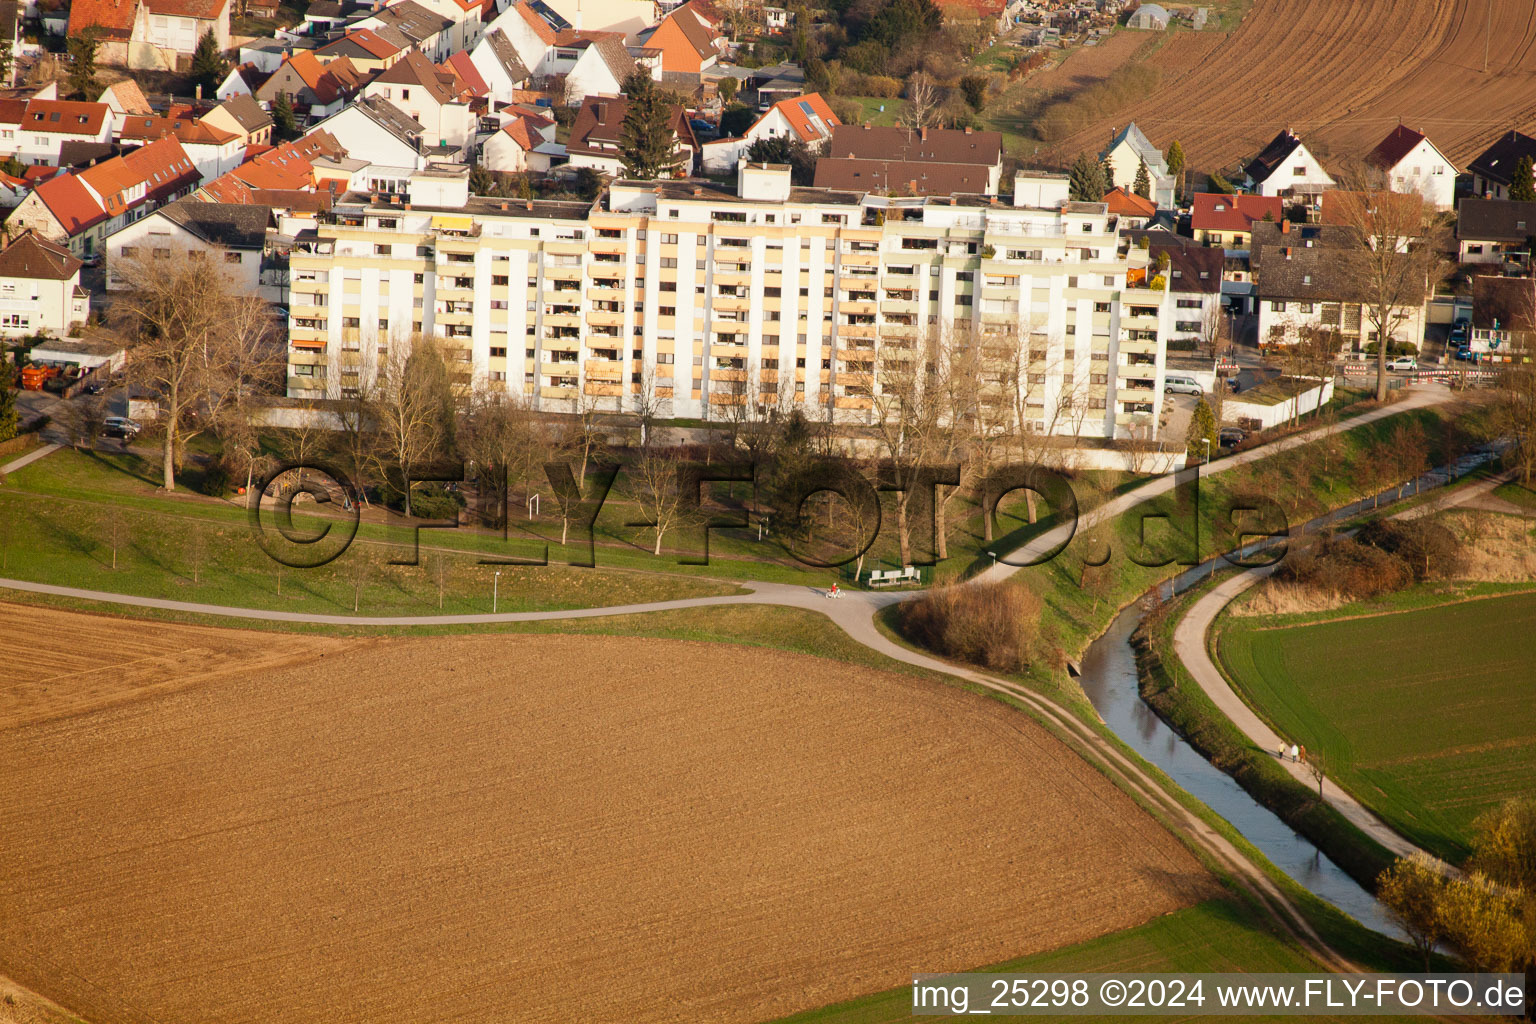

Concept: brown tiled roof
[[1189, 192, 1282, 233], [513, 0, 558, 45], [21, 100, 110, 136], [1367, 125, 1429, 171], [1153, 243, 1223, 295], [826, 124, 1001, 167], [0, 230, 82, 280], [142, 0, 227, 18], [1456, 198, 1536, 243], [812, 157, 989, 195], [67, 0, 136, 40]]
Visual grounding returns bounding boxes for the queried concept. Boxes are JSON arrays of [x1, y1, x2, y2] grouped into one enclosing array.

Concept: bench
[[867, 566, 921, 587]]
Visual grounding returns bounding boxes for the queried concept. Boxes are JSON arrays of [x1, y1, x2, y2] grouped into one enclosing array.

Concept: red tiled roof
[[1367, 124, 1430, 171], [0, 230, 83, 280], [443, 51, 490, 97], [21, 100, 111, 136], [761, 92, 837, 144], [317, 27, 403, 59], [1189, 192, 1283, 233], [1102, 186, 1155, 218], [513, 0, 557, 45], [228, 131, 343, 191], [119, 115, 241, 146], [500, 115, 542, 151], [284, 50, 363, 105], [68, 0, 136, 40], [143, 0, 227, 17], [32, 174, 108, 235]]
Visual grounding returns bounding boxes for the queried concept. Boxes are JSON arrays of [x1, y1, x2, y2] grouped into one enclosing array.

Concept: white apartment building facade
[[286, 165, 1173, 439]]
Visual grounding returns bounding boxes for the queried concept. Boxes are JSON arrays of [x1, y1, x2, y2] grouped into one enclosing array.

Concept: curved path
[[0, 384, 1460, 975], [1172, 463, 1513, 869]]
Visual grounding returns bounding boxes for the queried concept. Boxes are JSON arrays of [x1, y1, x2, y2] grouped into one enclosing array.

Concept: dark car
[[689, 119, 719, 141], [1219, 427, 1247, 448], [101, 416, 140, 440], [1450, 322, 1470, 344], [1455, 346, 1474, 362], [1224, 376, 1242, 393], [82, 381, 105, 395]]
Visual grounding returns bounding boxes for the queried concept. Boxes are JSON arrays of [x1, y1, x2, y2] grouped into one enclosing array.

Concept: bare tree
[[870, 327, 944, 565], [557, 388, 612, 488], [1326, 182, 1451, 402], [901, 74, 939, 132], [629, 445, 689, 556], [459, 389, 547, 517], [371, 336, 456, 518], [113, 249, 273, 490]]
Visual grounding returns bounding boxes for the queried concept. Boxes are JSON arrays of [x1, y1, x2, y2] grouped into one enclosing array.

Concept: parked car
[[1219, 427, 1247, 448], [1224, 376, 1242, 393], [1455, 346, 1475, 362], [82, 380, 106, 395], [1450, 321, 1470, 344], [101, 416, 140, 440], [1387, 355, 1417, 371], [689, 119, 719, 141], [80, 253, 102, 268], [1164, 374, 1203, 396]]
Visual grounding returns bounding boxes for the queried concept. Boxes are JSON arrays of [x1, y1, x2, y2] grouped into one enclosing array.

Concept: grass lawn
[[839, 96, 909, 127], [773, 898, 1420, 1024], [1215, 588, 1536, 862], [1493, 479, 1536, 509]]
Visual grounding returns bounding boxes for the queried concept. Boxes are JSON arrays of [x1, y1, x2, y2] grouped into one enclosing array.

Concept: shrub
[[898, 581, 1045, 673], [1274, 534, 1411, 601], [863, 74, 902, 98], [200, 463, 231, 497], [1356, 519, 1462, 582]]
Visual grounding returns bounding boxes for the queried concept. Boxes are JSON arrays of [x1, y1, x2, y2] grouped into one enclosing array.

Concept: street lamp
[[493, 570, 501, 614], [1201, 436, 1211, 467], [987, 550, 997, 570]]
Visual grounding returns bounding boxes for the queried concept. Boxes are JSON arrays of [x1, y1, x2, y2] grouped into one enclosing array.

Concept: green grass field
[[774, 898, 1420, 1024], [1216, 589, 1536, 862]]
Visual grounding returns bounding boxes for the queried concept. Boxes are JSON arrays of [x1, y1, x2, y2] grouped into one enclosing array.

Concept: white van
[[1164, 374, 1203, 396]]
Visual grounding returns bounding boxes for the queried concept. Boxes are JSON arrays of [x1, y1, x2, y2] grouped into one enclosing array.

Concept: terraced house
[[285, 163, 1175, 439]]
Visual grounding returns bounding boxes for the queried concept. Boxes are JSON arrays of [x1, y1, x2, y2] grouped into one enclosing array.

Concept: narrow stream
[[1073, 447, 1506, 938]]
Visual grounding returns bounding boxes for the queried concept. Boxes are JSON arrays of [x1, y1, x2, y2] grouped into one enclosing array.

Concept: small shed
[[28, 335, 126, 374]]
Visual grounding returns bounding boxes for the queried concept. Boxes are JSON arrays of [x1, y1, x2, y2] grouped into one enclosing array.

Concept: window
[[153, 248, 170, 259], [493, 275, 508, 285], [490, 346, 507, 357], [1270, 301, 1286, 312], [121, 246, 138, 258], [662, 233, 678, 243], [374, 244, 390, 256]]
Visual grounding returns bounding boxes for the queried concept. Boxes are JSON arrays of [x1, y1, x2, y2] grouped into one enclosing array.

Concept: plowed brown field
[[1045, 0, 1536, 169], [0, 604, 1211, 1024]]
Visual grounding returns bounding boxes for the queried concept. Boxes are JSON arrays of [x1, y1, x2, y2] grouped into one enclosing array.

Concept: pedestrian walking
[[1277, 741, 1286, 760], [1289, 743, 1300, 762]]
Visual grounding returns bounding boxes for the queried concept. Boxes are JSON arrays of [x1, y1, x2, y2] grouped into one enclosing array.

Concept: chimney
[[525, 200, 533, 210], [195, 84, 202, 100], [692, 186, 702, 195], [500, 201, 508, 210], [1283, 247, 1291, 259], [920, 127, 928, 142], [1280, 219, 1289, 234], [964, 125, 971, 134], [404, 202, 412, 209]]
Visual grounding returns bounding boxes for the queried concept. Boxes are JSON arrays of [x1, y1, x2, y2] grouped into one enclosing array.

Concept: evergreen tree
[[619, 73, 682, 180], [66, 32, 99, 100], [468, 163, 495, 195], [271, 91, 298, 141], [717, 76, 738, 105], [1069, 152, 1108, 201], [191, 31, 227, 97], [1100, 154, 1115, 193], [0, 372, 18, 443], [1512, 155, 1536, 202], [1133, 158, 1151, 199], [1185, 397, 1218, 462], [1208, 171, 1235, 194], [747, 135, 815, 185], [1165, 139, 1185, 179]]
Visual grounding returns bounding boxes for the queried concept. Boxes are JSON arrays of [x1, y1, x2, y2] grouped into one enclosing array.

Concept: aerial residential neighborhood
[[2, 1, 1536, 1022]]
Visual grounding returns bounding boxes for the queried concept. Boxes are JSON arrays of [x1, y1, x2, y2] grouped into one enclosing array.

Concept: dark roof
[[1255, 238, 1425, 305], [157, 198, 272, 248], [483, 29, 531, 83], [373, 0, 452, 41], [1468, 130, 1536, 188], [1154, 243, 1224, 295], [0, 231, 82, 280], [1472, 275, 1536, 332], [1247, 219, 1348, 272], [354, 94, 425, 146], [568, 94, 694, 159], [1243, 128, 1303, 184], [57, 140, 120, 168], [812, 157, 991, 196], [826, 124, 1001, 167], [1457, 198, 1536, 242], [218, 93, 274, 133], [1367, 125, 1430, 171]]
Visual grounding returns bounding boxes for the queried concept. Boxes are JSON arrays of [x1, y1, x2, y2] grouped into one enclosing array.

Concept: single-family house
[[361, 49, 477, 157], [1468, 130, 1536, 201], [1366, 124, 1456, 211], [467, 29, 533, 104], [820, 124, 1004, 195], [486, 0, 560, 77], [201, 93, 274, 149], [1152, 242, 1223, 345], [1189, 191, 1283, 250], [481, 112, 557, 171], [97, 79, 154, 132], [354, 0, 456, 62], [2, 100, 114, 167], [699, 92, 838, 174], [1242, 128, 1334, 198], [1455, 198, 1536, 266], [555, 33, 639, 103], [315, 28, 409, 72], [1103, 185, 1156, 230], [117, 114, 246, 180], [566, 93, 695, 176], [308, 96, 428, 170], [0, 230, 88, 336], [215, 62, 271, 100], [68, 0, 230, 69], [257, 51, 366, 121], [635, 0, 725, 77], [1100, 122, 1175, 208], [106, 197, 271, 294]]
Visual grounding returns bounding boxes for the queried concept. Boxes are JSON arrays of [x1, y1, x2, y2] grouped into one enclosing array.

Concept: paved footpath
[[0, 442, 61, 476], [1172, 461, 1509, 870]]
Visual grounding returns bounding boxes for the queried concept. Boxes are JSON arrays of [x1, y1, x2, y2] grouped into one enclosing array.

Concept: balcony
[[880, 298, 917, 314], [839, 323, 876, 339], [584, 359, 623, 381], [587, 310, 625, 328]]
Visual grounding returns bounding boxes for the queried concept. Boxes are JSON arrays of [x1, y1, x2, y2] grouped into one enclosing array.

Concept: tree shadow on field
[[34, 509, 109, 568], [85, 448, 160, 488]]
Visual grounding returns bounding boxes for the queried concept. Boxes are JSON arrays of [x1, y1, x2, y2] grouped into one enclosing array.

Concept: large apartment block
[[287, 162, 1175, 439]]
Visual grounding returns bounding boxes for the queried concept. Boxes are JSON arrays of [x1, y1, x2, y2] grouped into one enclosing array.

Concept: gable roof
[[1189, 191, 1283, 233], [1102, 122, 1165, 172], [1152, 243, 1223, 295], [118, 114, 240, 147], [443, 51, 490, 96], [99, 79, 154, 116], [21, 100, 110, 136], [1455, 197, 1536, 243], [226, 130, 344, 191], [154, 197, 271, 248], [215, 93, 274, 133], [481, 29, 531, 83], [1244, 128, 1306, 184], [374, 0, 453, 42], [568, 93, 693, 161], [1468, 130, 1536, 188], [665, 2, 724, 59], [343, 94, 425, 148], [499, 114, 543, 151], [0, 230, 83, 280], [1367, 124, 1431, 171], [812, 157, 991, 196], [280, 50, 364, 105], [371, 48, 461, 105], [141, 0, 227, 18], [317, 27, 404, 60], [67, 0, 137, 40], [30, 174, 108, 235], [511, 0, 560, 44], [1102, 185, 1155, 219], [581, 33, 638, 83], [1255, 237, 1425, 306], [826, 124, 1002, 167], [758, 92, 838, 144]]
